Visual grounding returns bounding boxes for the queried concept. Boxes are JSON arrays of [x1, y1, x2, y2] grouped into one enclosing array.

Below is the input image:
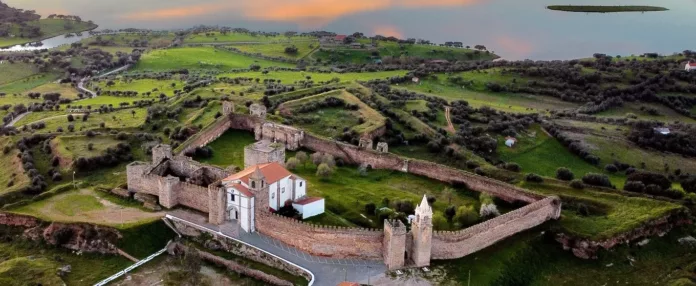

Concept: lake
[[5, 0, 696, 60]]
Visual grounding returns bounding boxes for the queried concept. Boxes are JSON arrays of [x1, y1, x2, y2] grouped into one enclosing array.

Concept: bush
[[623, 181, 645, 193], [525, 173, 544, 183], [682, 176, 696, 194], [604, 164, 618, 173], [295, 151, 308, 163], [394, 200, 415, 214], [466, 160, 480, 169], [316, 163, 333, 179], [556, 167, 574, 181], [570, 179, 585, 189], [365, 203, 376, 215], [503, 162, 521, 172], [432, 213, 448, 230], [582, 173, 612, 188], [286, 157, 299, 170], [627, 171, 671, 191], [445, 206, 456, 222], [455, 205, 478, 227]]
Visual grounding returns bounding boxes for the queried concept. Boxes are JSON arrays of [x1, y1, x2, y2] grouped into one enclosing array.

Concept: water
[[0, 32, 94, 52], [4, 0, 696, 59]]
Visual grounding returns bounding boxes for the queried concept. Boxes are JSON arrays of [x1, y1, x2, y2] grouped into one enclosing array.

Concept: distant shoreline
[[547, 5, 668, 13], [0, 20, 98, 49]]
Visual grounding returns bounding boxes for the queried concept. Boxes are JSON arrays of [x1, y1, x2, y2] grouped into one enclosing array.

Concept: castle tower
[[222, 101, 235, 116], [383, 219, 407, 270], [411, 195, 433, 267]]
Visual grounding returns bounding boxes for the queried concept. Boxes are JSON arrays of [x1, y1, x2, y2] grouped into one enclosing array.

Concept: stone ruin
[[222, 101, 235, 116], [244, 140, 286, 169], [376, 142, 388, 153], [249, 103, 267, 119], [359, 138, 373, 149]]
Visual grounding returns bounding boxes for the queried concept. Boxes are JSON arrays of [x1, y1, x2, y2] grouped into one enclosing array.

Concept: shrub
[[295, 151, 308, 163], [311, 152, 324, 166], [570, 179, 585, 189], [604, 164, 618, 173], [286, 157, 299, 170], [682, 176, 696, 194], [87, 143, 94, 151], [466, 160, 480, 169], [365, 203, 376, 215], [627, 171, 671, 191], [503, 162, 521, 172], [394, 200, 415, 214], [445, 206, 456, 222], [455, 205, 478, 227], [556, 167, 574, 181], [480, 203, 500, 219], [316, 163, 333, 179], [582, 173, 612, 188], [67, 114, 74, 122], [51, 172, 62, 182], [525, 173, 543, 183], [623, 181, 645, 193], [432, 213, 449, 230], [427, 195, 436, 205]]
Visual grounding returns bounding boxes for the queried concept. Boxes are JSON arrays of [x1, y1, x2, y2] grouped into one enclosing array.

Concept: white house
[[505, 136, 517, 148], [686, 62, 696, 72], [222, 162, 324, 232]]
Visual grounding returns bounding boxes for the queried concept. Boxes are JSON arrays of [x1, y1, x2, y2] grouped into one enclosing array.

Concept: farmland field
[[133, 47, 295, 71]]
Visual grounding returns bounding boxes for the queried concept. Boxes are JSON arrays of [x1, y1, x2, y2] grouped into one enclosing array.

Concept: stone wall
[[177, 117, 232, 156], [431, 197, 562, 259], [255, 212, 384, 260], [176, 182, 211, 213]]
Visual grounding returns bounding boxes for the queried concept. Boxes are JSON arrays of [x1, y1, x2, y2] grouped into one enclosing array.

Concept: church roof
[[230, 183, 254, 197], [223, 162, 293, 185]]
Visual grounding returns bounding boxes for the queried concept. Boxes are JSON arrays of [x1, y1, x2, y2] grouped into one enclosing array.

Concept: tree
[[131, 110, 136, 118], [365, 202, 376, 215], [432, 213, 448, 230], [295, 151, 308, 164], [286, 157, 299, 170], [682, 176, 696, 194], [582, 173, 612, 188], [442, 187, 455, 204], [444, 206, 456, 222], [427, 195, 436, 205], [556, 167, 574, 181], [316, 163, 333, 180], [626, 171, 671, 190], [284, 45, 299, 55], [67, 114, 74, 122], [311, 152, 324, 166], [525, 173, 543, 183], [455, 206, 478, 226]]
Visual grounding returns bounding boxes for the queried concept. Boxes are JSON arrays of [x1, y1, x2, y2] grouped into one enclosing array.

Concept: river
[[4, 0, 696, 60]]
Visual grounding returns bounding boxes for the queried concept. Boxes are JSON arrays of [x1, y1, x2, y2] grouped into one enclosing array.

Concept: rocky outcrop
[[0, 212, 121, 255], [556, 211, 692, 259]]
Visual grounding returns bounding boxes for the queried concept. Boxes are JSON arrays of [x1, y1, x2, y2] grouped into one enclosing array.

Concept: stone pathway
[[166, 210, 387, 285]]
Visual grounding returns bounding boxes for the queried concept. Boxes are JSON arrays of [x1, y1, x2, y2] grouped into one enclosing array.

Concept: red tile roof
[[335, 35, 347, 41], [231, 183, 254, 197], [689, 62, 696, 67], [294, 197, 324, 205], [337, 282, 359, 286], [223, 162, 292, 185]]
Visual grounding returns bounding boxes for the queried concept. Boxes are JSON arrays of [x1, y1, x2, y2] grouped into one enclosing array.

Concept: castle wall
[[178, 117, 232, 156], [176, 182, 211, 213], [255, 212, 384, 260], [431, 197, 561, 260]]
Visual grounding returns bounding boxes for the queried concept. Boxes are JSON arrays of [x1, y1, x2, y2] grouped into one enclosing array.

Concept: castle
[[127, 102, 561, 270]]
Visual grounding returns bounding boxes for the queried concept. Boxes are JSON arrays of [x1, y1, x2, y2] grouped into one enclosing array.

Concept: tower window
[[231, 194, 235, 202], [300, 182, 303, 187], [251, 181, 256, 188], [282, 187, 285, 193]]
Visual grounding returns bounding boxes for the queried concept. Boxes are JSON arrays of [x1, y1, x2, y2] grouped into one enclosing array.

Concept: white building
[[222, 162, 324, 232], [686, 62, 696, 72]]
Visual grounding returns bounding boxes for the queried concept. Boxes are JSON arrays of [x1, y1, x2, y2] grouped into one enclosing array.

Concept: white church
[[686, 62, 696, 72], [221, 142, 325, 233]]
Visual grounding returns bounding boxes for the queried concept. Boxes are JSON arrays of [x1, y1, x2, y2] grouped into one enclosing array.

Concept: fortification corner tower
[[152, 144, 172, 164], [411, 195, 433, 267], [383, 219, 407, 270]]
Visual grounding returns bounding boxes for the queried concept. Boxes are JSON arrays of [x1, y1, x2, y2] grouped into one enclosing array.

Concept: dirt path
[[15, 113, 85, 127], [444, 106, 456, 133], [5, 111, 31, 127]]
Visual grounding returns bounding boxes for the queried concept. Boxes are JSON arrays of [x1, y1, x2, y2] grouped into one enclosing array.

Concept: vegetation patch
[[133, 47, 295, 71]]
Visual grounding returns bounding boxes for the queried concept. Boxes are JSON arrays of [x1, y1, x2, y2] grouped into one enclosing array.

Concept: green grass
[[53, 136, 122, 159], [184, 32, 304, 44], [279, 89, 386, 136], [133, 47, 295, 71], [497, 125, 624, 186], [79, 33, 175, 49], [196, 130, 257, 168], [0, 72, 62, 95], [313, 41, 497, 64], [26, 83, 80, 99], [0, 240, 131, 285], [219, 70, 407, 84], [51, 193, 103, 216], [0, 138, 30, 195], [404, 100, 430, 112], [291, 163, 480, 229], [28, 108, 147, 133], [0, 256, 64, 286], [117, 221, 175, 259], [521, 181, 682, 239], [0, 63, 38, 85], [62, 95, 155, 108], [597, 102, 696, 124], [0, 19, 97, 47], [96, 79, 181, 96], [232, 40, 318, 59], [547, 5, 668, 13]]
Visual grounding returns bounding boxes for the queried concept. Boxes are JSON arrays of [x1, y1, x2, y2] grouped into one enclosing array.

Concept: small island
[[547, 5, 668, 13]]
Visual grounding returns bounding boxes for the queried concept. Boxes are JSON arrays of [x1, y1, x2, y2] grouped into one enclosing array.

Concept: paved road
[[77, 65, 130, 98], [166, 210, 387, 285]]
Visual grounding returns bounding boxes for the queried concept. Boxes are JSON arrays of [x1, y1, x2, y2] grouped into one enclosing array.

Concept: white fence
[[93, 241, 171, 286]]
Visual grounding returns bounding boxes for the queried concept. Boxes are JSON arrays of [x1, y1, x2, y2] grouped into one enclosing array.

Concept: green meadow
[[133, 47, 295, 71]]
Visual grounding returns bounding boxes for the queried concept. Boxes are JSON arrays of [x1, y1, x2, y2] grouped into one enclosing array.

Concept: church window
[[231, 194, 235, 202], [300, 182, 303, 187], [282, 187, 285, 193], [251, 181, 256, 188], [271, 193, 275, 199]]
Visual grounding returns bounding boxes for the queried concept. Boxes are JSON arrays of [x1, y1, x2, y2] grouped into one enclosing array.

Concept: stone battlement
[[265, 212, 382, 234]]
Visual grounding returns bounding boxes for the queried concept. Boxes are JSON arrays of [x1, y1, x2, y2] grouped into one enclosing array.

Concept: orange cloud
[[373, 25, 404, 38], [120, 0, 484, 27], [495, 36, 534, 59]]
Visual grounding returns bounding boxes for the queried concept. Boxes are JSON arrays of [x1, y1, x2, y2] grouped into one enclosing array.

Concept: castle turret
[[411, 195, 433, 267]]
